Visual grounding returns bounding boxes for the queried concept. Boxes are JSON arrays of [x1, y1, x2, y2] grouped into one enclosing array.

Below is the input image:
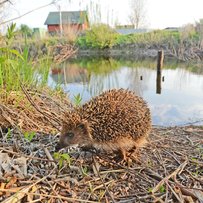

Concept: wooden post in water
[[157, 50, 164, 74], [156, 50, 164, 94]]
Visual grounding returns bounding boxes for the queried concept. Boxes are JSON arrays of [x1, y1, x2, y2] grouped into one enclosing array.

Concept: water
[[48, 57, 203, 126]]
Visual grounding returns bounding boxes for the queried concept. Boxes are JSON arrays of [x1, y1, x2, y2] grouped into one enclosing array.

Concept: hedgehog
[[56, 89, 151, 161]]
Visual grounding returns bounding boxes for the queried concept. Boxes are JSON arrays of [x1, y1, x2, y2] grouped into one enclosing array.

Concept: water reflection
[[127, 67, 152, 96], [48, 57, 203, 126], [156, 71, 162, 94], [51, 63, 89, 84]]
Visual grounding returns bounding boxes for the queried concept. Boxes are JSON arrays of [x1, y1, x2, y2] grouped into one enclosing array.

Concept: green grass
[[115, 30, 181, 46], [73, 93, 83, 106], [76, 28, 182, 49], [76, 26, 202, 51], [0, 23, 52, 93], [54, 152, 72, 169], [24, 131, 36, 142]]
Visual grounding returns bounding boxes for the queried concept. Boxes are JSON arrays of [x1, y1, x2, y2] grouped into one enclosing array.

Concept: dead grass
[[0, 87, 71, 134]]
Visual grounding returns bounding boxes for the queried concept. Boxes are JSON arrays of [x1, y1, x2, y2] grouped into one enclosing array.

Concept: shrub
[[77, 24, 118, 49]]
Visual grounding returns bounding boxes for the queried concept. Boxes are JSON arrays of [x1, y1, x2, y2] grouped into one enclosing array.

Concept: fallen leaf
[[5, 177, 17, 189]]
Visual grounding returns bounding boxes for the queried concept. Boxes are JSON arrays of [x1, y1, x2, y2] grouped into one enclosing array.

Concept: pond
[[48, 57, 203, 126]]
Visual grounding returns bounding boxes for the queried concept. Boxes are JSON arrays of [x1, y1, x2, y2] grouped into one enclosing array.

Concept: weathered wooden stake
[[157, 50, 164, 74], [156, 50, 164, 94]]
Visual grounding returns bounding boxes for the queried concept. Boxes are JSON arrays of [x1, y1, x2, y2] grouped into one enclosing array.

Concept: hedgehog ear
[[77, 120, 88, 133], [77, 123, 86, 130]]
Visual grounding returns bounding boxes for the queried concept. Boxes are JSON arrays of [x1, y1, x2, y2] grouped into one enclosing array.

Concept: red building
[[44, 11, 89, 35]]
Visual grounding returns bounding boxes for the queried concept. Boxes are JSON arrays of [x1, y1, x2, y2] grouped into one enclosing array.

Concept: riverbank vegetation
[[10, 19, 203, 62], [73, 21, 203, 61]]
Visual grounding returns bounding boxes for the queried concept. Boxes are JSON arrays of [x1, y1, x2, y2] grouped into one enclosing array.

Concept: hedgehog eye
[[66, 132, 74, 138]]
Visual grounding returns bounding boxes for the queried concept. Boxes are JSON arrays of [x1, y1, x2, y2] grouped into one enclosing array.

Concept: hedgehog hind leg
[[128, 147, 141, 163], [117, 148, 138, 166], [129, 136, 148, 163]]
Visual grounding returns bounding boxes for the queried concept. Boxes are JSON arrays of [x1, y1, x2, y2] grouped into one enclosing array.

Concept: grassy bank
[[0, 24, 72, 133], [13, 23, 203, 62], [76, 25, 203, 61], [0, 24, 51, 92]]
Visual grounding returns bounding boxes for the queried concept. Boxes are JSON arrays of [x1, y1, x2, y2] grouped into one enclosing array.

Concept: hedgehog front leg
[[118, 148, 127, 161]]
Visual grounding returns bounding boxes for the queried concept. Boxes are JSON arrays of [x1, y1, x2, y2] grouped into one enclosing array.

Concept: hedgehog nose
[[55, 143, 62, 151]]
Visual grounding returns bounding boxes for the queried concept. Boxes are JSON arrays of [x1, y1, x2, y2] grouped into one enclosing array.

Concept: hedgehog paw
[[115, 148, 127, 162], [130, 151, 142, 164]]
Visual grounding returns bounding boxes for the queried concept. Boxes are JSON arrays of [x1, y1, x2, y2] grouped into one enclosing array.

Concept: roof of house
[[116, 28, 151, 35], [44, 11, 88, 25], [164, 27, 180, 31]]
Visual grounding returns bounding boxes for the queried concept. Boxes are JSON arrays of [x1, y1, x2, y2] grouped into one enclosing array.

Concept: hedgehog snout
[[55, 132, 72, 151], [55, 139, 69, 151], [55, 143, 62, 151]]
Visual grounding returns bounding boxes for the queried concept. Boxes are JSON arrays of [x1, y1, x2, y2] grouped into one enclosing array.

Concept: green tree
[[19, 24, 33, 38]]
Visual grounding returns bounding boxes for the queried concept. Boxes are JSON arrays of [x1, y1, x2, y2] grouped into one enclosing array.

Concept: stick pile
[[0, 88, 71, 133], [0, 126, 202, 202]]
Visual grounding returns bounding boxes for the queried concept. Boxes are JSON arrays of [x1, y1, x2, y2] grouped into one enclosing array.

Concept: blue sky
[[7, 0, 203, 29]]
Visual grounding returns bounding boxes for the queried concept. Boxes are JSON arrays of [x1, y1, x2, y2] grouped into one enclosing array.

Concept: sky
[[5, 0, 203, 29]]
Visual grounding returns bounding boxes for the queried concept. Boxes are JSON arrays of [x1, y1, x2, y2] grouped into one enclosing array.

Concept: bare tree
[[0, 0, 12, 19], [0, 0, 59, 26], [195, 19, 203, 48], [0, 0, 12, 6], [128, 0, 147, 29]]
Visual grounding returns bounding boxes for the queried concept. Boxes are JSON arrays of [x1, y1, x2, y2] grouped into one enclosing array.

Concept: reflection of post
[[59, 5, 62, 37], [156, 72, 161, 94], [63, 66, 67, 84], [156, 50, 164, 94]]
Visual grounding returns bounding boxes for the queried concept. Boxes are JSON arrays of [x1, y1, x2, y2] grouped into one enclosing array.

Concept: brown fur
[[56, 89, 151, 160]]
